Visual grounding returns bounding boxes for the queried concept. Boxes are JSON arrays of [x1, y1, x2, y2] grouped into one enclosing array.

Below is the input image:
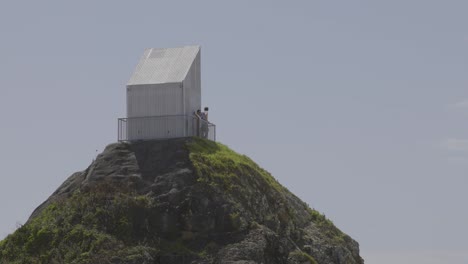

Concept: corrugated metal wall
[[183, 51, 201, 116], [127, 83, 183, 117], [127, 83, 184, 140]]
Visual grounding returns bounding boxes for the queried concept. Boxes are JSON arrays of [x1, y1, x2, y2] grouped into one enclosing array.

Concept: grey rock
[[25, 138, 363, 264]]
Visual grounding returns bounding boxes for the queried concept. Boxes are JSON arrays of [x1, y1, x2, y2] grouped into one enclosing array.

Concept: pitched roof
[[127, 45, 200, 85]]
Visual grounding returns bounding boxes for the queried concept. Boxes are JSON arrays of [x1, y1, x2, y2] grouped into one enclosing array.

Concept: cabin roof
[[127, 45, 200, 85]]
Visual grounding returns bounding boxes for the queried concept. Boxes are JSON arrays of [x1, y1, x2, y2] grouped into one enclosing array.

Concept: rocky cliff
[[0, 138, 363, 264]]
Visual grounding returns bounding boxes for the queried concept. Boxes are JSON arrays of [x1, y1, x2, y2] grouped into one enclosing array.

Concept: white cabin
[[118, 45, 214, 141]]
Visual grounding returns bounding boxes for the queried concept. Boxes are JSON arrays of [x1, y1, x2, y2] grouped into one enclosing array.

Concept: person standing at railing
[[200, 108, 209, 139], [203, 107, 209, 121]]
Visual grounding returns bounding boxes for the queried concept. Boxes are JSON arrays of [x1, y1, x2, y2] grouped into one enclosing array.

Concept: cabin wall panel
[[183, 51, 201, 117], [126, 83, 183, 118]]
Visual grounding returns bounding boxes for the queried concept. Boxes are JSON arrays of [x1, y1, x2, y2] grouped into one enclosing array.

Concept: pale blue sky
[[1, 1, 467, 263]]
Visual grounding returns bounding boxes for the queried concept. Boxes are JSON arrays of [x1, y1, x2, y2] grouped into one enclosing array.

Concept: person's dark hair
[[204, 107, 209, 111], [197, 109, 201, 113]]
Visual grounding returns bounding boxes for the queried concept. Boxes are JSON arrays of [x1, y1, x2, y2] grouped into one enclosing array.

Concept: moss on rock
[[0, 137, 363, 264]]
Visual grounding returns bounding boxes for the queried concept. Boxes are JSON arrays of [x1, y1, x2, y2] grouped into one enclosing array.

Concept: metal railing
[[118, 115, 215, 142]]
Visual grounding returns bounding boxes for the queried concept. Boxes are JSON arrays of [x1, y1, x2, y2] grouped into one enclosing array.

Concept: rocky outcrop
[[0, 138, 363, 264]]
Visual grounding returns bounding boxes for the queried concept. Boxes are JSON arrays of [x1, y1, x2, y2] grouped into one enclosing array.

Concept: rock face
[[0, 138, 363, 264]]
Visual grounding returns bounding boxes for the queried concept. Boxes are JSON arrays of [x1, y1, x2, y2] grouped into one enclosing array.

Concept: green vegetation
[[308, 208, 346, 243], [0, 138, 357, 263], [187, 137, 296, 228], [289, 250, 318, 264], [308, 208, 334, 227], [188, 137, 342, 238], [0, 182, 158, 263], [187, 137, 285, 193]]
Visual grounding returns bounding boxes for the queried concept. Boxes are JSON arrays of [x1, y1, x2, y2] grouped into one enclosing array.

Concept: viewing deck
[[118, 115, 215, 142]]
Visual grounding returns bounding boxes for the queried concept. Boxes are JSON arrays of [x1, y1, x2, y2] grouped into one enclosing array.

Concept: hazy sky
[[1, 1, 467, 263]]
